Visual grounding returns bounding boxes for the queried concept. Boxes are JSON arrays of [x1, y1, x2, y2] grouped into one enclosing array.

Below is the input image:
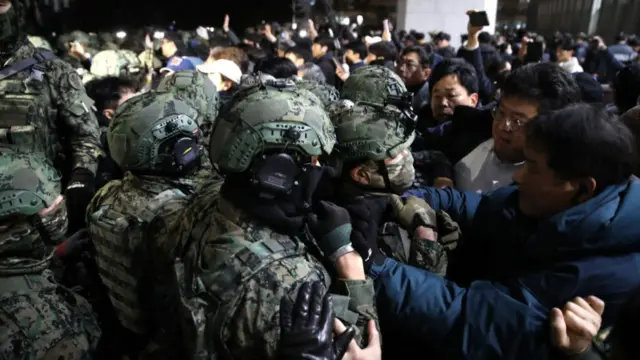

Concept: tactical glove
[[307, 201, 354, 262], [342, 196, 388, 271], [389, 195, 437, 232], [65, 168, 96, 234], [279, 281, 356, 360]]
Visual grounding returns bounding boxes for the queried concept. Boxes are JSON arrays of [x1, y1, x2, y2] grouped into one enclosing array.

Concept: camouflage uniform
[[169, 77, 378, 360], [86, 92, 206, 359], [330, 96, 458, 276], [0, 149, 101, 360]]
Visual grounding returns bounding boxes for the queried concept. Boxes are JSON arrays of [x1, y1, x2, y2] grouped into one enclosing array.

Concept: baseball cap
[[197, 59, 242, 84], [161, 56, 197, 74]]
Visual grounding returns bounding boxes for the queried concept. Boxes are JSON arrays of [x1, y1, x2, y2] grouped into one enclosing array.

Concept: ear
[[350, 166, 371, 185], [103, 109, 115, 120], [221, 80, 233, 91], [469, 93, 479, 107], [424, 67, 432, 80], [569, 177, 597, 203]]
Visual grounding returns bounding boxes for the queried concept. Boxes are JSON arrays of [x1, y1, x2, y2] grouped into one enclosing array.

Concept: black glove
[[307, 201, 353, 261], [342, 196, 388, 271], [65, 168, 95, 234], [279, 281, 356, 360]]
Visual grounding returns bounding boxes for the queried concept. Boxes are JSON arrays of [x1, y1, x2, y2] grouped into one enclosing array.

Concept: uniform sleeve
[[370, 257, 552, 359], [49, 60, 103, 175], [404, 187, 482, 228], [334, 278, 380, 347]]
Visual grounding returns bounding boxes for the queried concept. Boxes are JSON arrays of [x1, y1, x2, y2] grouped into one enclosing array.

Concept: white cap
[[197, 59, 242, 84]]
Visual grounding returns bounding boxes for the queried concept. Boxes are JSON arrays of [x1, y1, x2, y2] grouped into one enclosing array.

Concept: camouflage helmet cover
[[329, 100, 415, 162], [340, 65, 407, 105], [90, 49, 142, 78], [108, 92, 202, 173], [0, 149, 61, 219], [295, 79, 340, 109], [157, 70, 220, 130], [209, 76, 336, 173]]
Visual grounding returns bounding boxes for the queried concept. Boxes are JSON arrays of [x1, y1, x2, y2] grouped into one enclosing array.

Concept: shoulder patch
[[67, 72, 84, 90]]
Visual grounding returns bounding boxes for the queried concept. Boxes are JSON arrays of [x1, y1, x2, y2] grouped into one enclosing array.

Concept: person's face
[[285, 52, 304, 67], [103, 87, 136, 120], [430, 74, 478, 123], [350, 150, 416, 194], [491, 96, 538, 163], [70, 41, 86, 55], [312, 43, 326, 58], [0, 0, 11, 14], [396, 51, 428, 87], [345, 49, 360, 63], [161, 39, 177, 58], [512, 139, 592, 218], [555, 48, 573, 62]]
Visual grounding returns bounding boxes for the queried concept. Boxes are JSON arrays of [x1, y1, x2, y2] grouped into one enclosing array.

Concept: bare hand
[[334, 319, 381, 360], [223, 14, 230, 32], [550, 296, 605, 355]]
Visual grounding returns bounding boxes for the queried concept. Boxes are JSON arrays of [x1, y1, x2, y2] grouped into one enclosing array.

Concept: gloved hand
[[65, 168, 95, 234], [307, 201, 353, 262], [389, 195, 437, 232], [279, 281, 356, 360], [342, 196, 387, 271], [55, 229, 91, 260]]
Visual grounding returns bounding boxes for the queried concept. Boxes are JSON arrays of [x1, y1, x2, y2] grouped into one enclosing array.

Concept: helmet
[[156, 70, 220, 136], [108, 92, 203, 175], [0, 149, 66, 269], [330, 100, 415, 162], [0, 149, 61, 219], [27, 35, 52, 50], [296, 79, 340, 109], [340, 65, 407, 105], [89, 49, 142, 78], [209, 77, 335, 173]]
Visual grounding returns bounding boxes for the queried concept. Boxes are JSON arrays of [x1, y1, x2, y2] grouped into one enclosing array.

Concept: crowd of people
[[2, 0, 640, 359]]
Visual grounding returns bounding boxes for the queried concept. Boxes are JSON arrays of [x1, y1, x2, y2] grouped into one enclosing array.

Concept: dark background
[[46, 0, 295, 32]]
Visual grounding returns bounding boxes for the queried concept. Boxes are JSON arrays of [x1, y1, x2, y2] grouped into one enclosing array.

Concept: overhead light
[[153, 31, 165, 39], [116, 31, 127, 39]]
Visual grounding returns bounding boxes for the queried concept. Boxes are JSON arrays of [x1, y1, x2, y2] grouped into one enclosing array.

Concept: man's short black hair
[[313, 37, 336, 52], [367, 41, 398, 61], [428, 58, 479, 96], [399, 46, 434, 68], [85, 76, 136, 112], [286, 46, 312, 63], [254, 57, 298, 79], [501, 62, 581, 113], [345, 41, 367, 60], [525, 103, 635, 189]]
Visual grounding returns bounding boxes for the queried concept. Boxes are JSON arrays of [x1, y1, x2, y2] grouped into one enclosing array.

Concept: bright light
[[356, 15, 363, 25], [299, 29, 308, 38], [292, 23, 298, 30], [116, 31, 127, 39], [340, 17, 350, 26], [153, 31, 165, 39]]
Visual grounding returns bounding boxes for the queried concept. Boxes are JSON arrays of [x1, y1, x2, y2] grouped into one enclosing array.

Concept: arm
[[404, 187, 482, 227], [51, 63, 103, 175], [458, 17, 493, 104], [370, 257, 551, 359]]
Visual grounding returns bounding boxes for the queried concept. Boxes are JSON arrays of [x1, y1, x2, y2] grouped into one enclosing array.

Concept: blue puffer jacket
[[371, 179, 640, 360]]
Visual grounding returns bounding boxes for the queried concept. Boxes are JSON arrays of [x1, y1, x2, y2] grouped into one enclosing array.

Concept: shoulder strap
[[0, 50, 56, 82], [138, 188, 187, 224]]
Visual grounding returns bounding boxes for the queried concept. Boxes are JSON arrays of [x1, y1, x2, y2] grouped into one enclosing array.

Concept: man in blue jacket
[[340, 103, 640, 359]]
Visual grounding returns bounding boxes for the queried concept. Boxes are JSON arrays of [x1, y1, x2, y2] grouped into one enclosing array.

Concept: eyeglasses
[[491, 107, 528, 131]]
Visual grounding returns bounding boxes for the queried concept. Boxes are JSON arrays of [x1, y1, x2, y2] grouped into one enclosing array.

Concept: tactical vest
[[0, 50, 59, 158], [88, 188, 189, 336], [175, 204, 359, 360], [0, 270, 101, 358]]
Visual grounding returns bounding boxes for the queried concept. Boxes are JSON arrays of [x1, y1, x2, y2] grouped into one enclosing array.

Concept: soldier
[[0, 0, 103, 233], [85, 92, 204, 359], [295, 78, 340, 109], [169, 77, 378, 360], [0, 148, 101, 360], [327, 99, 457, 276], [83, 49, 144, 85], [340, 65, 408, 105]]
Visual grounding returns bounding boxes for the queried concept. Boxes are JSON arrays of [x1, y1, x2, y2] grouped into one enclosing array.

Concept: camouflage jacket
[[169, 181, 378, 360], [0, 270, 101, 360], [85, 171, 200, 358], [0, 40, 103, 176]]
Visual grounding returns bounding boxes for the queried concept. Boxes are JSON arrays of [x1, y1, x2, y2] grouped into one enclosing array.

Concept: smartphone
[[469, 11, 490, 27]]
